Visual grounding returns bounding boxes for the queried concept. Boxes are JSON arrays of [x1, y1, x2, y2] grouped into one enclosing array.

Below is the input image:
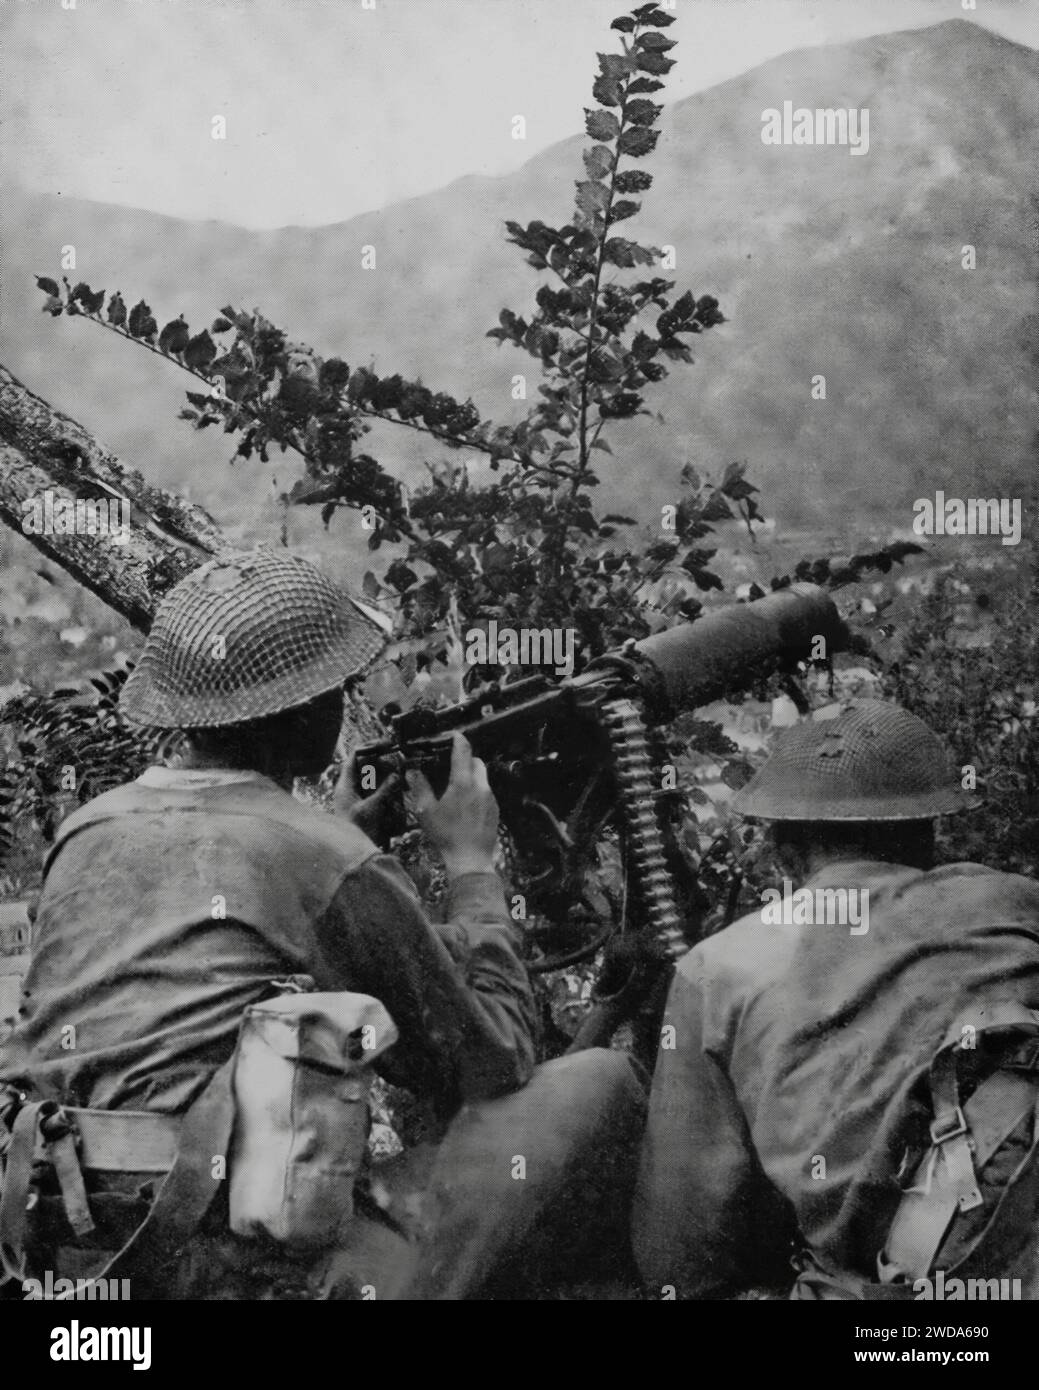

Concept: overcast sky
[[3, 0, 1036, 229]]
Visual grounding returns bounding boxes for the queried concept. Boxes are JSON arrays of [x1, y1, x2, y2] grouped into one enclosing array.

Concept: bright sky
[[3, 0, 1036, 228]]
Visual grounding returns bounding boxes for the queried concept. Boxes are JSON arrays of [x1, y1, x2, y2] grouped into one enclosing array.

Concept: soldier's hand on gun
[[406, 732, 500, 879], [335, 751, 404, 846]]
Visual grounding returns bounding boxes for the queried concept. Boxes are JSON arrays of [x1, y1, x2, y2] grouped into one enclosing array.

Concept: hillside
[[1, 17, 1036, 563]]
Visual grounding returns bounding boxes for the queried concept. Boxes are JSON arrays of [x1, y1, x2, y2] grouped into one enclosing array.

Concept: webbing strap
[[883, 1072, 1037, 1281], [34, 1107, 180, 1173], [881, 1004, 1039, 1284], [0, 1057, 236, 1298], [48, 1129, 94, 1239], [54, 1056, 237, 1299], [789, 1250, 918, 1300], [0, 1101, 45, 1282]]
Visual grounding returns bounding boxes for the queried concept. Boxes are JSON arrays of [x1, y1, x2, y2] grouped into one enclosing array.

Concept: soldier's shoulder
[[916, 861, 1039, 912], [676, 904, 799, 992], [55, 779, 145, 833], [54, 771, 377, 874]]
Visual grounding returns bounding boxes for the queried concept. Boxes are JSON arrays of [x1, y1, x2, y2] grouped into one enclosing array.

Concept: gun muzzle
[[588, 583, 848, 723]]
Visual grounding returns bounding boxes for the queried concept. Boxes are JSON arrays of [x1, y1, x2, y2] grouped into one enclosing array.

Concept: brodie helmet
[[120, 550, 386, 729], [731, 699, 975, 822]]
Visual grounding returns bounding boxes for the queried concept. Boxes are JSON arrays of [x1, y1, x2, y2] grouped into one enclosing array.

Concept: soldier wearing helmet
[[0, 550, 645, 1299], [632, 698, 1039, 1299]]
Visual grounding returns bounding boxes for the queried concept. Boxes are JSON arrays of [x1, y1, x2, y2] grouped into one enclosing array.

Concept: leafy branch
[[488, 4, 724, 578], [0, 668, 156, 867], [34, 277, 541, 539]]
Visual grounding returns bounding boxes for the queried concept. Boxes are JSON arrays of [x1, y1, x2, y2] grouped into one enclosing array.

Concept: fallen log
[[0, 364, 227, 629]]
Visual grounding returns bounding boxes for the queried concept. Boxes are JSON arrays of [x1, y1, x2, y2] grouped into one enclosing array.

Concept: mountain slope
[[2, 18, 1036, 546]]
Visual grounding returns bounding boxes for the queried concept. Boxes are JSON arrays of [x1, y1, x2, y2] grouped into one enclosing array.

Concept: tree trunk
[[0, 364, 227, 629]]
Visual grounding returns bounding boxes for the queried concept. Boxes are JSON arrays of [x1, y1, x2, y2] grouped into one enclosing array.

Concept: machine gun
[[353, 583, 848, 1067]]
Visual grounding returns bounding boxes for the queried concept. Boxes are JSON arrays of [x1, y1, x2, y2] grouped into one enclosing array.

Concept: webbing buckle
[[38, 1103, 77, 1146], [929, 1106, 968, 1146], [1007, 1039, 1039, 1074], [35, 1102, 94, 1238]]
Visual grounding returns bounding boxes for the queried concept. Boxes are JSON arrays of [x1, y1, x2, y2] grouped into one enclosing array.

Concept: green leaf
[[106, 292, 127, 327], [625, 97, 663, 127], [158, 316, 190, 356], [582, 144, 614, 179], [724, 477, 758, 502], [701, 491, 733, 522], [639, 8, 677, 24], [659, 340, 692, 362], [183, 330, 217, 372], [618, 126, 660, 157], [636, 50, 675, 75], [609, 199, 641, 223], [496, 307, 528, 343], [504, 219, 530, 248], [681, 546, 718, 569], [575, 180, 610, 221], [319, 357, 351, 392], [691, 568, 723, 592], [601, 50, 639, 76], [721, 460, 746, 490], [128, 300, 158, 342], [598, 391, 642, 418], [614, 169, 653, 194], [636, 31, 677, 50], [627, 76, 665, 94], [35, 275, 60, 297], [585, 108, 620, 141], [631, 331, 658, 360], [219, 305, 252, 331], [610, 15, 636, 31], [385, 560, 417, 592], [593, 72, 622, 108], [602, 237, 657, 268], [673, 289, 696, 320], [538, 329, 560, 360], [211, 316, 233, 333], [647, 540, 678, 561]]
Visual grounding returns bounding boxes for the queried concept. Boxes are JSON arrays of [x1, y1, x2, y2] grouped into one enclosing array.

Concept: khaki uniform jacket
[[0, 767, 536, 1118], [633, 859, 1039, 1298]]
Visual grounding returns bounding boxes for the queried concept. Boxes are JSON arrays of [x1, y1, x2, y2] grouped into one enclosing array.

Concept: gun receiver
[[355, 582, 845, 795], [353, 583, 847, 1063]]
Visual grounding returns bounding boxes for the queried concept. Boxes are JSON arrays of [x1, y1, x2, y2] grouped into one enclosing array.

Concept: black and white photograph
[[1, 0, 1037, 1358]]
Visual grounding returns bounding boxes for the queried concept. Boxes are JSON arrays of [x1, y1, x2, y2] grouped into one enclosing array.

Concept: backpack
[[791, 1001, 1039, 1300]]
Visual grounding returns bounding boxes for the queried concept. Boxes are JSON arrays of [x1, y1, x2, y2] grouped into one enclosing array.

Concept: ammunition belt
[[602, 697, 687, 962]]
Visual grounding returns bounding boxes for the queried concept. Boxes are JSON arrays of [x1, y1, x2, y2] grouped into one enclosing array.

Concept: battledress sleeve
[[313, 854, 537, 1111]]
